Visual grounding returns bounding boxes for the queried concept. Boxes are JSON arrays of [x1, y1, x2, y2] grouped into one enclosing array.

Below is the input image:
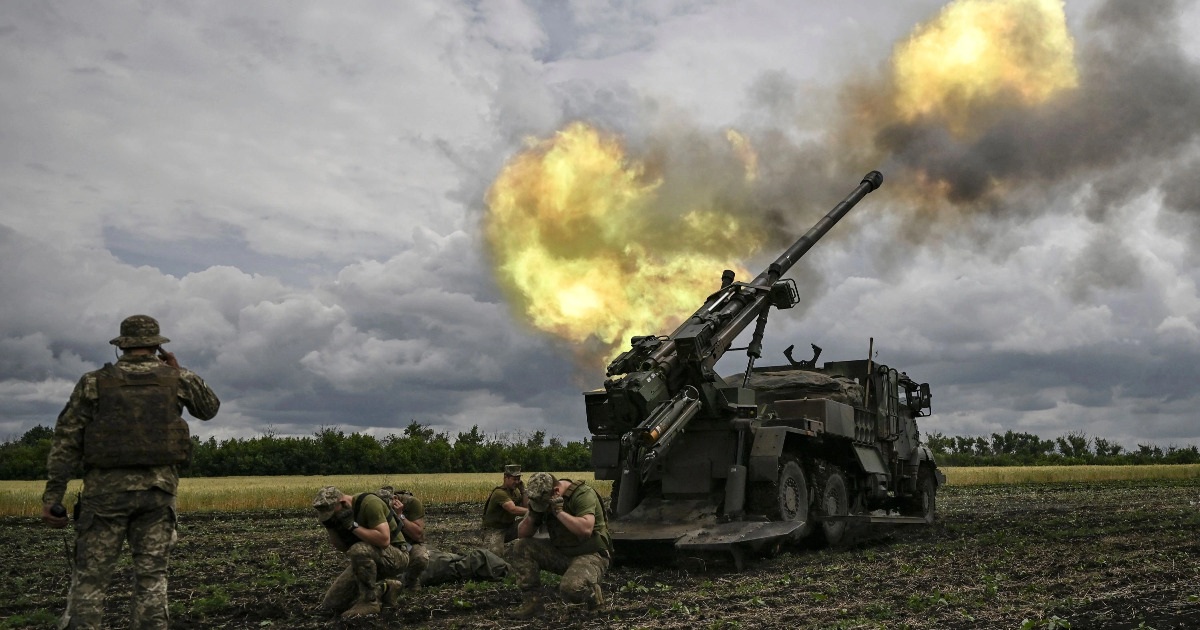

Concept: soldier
[[376, 486, 428, 593], [508, 472, 612, 618], [480, 464, 528, 555], [40, 314, 220, 630], [313, 486, 410, 618]]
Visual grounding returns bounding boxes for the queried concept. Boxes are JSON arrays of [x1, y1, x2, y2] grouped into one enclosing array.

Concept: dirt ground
[[2, 478, 1198, 629]]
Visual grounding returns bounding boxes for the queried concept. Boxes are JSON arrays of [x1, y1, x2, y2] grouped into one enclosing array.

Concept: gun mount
[[584, 171, 943, 569]]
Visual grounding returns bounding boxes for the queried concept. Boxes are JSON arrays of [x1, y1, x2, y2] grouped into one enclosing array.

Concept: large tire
[[746, 458, 810, 555], [817, 467, 850, 547], [775, 460, 809, 541], [748, 460, 808, 520], [908, 467, 937, 525]]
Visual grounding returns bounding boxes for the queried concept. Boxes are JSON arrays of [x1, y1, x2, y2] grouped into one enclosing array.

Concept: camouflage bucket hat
[[377, 486, 395, 504], [524, 472, 555, 501], [503, 464, 522, 477], [312, 486, 343, 521], [109, 314, 170, 348]]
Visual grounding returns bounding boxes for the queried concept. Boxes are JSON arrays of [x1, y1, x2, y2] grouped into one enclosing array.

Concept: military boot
[[587, 582, 607, 612], [510, 591, 544, 619], [381, 579, 405, 608], [341, 597, 381, 618], [342, 583, 382, 618]]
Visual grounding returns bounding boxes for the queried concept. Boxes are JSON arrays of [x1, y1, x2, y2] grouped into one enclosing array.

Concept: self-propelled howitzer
[[585, 171, 943, 567]]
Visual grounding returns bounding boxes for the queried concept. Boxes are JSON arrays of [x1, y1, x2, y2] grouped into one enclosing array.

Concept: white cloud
[[2, 0, 1199, 453]]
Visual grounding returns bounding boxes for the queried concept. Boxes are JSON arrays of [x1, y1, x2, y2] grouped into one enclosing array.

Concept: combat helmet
[[525, 472, 556, 502]]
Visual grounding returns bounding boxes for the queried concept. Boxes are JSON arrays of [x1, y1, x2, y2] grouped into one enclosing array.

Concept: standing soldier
[[313, 486, 409, 618], [508, 472, 612, 618], [480, 464, 528, 555], [40, 315, 220, 630]]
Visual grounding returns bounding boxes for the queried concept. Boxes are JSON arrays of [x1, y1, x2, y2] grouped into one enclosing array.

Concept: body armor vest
[[83, 363, 191, 468]]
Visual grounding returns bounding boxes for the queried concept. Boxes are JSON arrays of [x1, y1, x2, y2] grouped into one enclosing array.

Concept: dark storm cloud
[[1161, 154, 1200, 217], [473, 0, 1200, 449], [1064, 231, 1144, 300], [3, 0, 1198, 451]]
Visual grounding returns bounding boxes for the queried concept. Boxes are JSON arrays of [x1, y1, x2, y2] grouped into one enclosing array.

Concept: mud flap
[[674, 520, 806, 552], [675, 520, 807, 571], [610, 498, 805, 570]]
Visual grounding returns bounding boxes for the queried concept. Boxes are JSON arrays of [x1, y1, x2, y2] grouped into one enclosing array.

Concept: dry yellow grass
[[3, 465, 1198, 517], [943, 464, 1200, 485], [0, 473, 612, 517]]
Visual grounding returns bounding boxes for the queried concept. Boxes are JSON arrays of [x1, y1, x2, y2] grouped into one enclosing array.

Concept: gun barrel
[[642, 171, 883, 374], [761, 171, 882, 285]]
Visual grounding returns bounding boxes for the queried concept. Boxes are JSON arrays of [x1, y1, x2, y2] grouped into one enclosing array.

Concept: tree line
[[4, 424, 1198, 481], [925, 429, 1200, 466], [0, 422, 591, 481]]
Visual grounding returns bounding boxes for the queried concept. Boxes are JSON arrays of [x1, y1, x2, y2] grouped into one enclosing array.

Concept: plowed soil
[[3, 479, 1198, 629]]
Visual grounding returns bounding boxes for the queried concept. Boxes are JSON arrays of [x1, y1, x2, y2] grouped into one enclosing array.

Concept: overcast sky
[[3, 0, 1199, 452]]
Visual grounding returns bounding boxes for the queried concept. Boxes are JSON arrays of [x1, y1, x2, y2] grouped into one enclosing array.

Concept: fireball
[[484, 122, 764, 364], [891, 0, 1078, 136]]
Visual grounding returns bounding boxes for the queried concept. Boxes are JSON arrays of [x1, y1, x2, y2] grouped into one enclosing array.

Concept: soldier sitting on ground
[[507, 472, 613, 618], [480, 464, 528, 556]]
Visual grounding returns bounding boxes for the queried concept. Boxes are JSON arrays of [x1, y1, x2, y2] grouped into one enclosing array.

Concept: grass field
[[3, 477, 1198, 629], [0, 472, 612, 517], [2, 464, 1198, 517], [943, 463, 1200, 485]]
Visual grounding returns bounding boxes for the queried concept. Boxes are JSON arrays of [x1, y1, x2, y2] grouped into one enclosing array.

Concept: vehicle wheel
[[775, 460, 809, 537], [908, 467, 937, 525], [817, 467, 850, 547]]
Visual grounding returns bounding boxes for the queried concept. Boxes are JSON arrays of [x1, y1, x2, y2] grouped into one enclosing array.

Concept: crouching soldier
[[376, 486, 428, 593], [313, 486, 408, 618], [508, 472, 612, 618]]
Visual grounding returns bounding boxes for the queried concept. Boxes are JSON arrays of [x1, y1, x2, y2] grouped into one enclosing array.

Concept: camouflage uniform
[[509, 473, 612, 616], [41, 315, 219, 630], [481, 464, 525, 556], [420, 547, 508, 585]]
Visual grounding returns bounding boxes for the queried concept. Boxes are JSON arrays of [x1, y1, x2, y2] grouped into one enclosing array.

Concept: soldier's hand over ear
[[156, 347, 180, 369], [332, 507, 356, 531]]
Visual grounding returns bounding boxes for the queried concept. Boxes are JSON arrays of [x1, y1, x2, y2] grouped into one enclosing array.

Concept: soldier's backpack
[[83, 363, 191, 468]]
